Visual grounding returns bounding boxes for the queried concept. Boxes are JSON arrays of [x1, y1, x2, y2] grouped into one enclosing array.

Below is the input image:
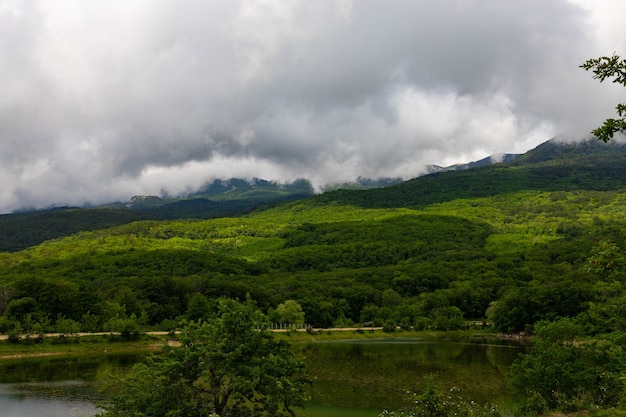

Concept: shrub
[[382, 319, 396, 333], [509, 319, 626, 413], [379, 375, 503, 417]]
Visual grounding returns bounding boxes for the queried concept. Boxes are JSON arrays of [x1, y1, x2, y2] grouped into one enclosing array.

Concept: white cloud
[[0, 0, 624, 212]]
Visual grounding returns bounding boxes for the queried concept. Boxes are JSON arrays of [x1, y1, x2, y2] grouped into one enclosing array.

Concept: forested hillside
[[0, 208, 155, 253], [0, 139, 625, 338], [317, 139, 626, 208], [0, 178, 314, 252]]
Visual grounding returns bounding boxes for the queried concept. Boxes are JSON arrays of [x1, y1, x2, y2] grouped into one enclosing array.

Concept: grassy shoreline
[[0, 334, 168, 360], [0, 328, 507, 361], [273, 327, 502, 342]]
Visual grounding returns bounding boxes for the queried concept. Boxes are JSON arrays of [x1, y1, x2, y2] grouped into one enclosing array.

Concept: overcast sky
[[1, 0, 625, 213]]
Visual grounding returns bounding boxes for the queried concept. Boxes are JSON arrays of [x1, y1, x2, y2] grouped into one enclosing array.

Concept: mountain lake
[[0, 335, 525, 417]]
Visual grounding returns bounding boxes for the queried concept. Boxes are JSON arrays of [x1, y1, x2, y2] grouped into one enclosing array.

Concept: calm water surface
[[296, 336, 524, 416], [0, 353, 141, 417], [0, 336, 525, 417]]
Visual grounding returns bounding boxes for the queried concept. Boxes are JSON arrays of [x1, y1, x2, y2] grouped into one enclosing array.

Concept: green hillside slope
[[315, 139, 626, 208], [3, 138, 622, 253], [0, 139, 625, 337], [0, 208, 154, 253], [0, 179, 314, 252]]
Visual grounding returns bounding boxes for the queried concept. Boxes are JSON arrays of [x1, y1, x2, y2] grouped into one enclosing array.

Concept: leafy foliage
[[98, 299, 310, 417], [509, 319, 626, 414], [379, 374, 502, 417], [581, 54, 626, 142], [585, 240, 625, 275], [271, 300, 305, 325]]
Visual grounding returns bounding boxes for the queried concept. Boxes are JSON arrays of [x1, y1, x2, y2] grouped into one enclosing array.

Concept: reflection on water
[[297, 335, 525, 417], [0, 353, 144, 417], [0, 336, 525, 417], [0, 382, 100, 417]]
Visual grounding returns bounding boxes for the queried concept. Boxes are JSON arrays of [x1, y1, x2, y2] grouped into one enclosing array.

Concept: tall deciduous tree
[[580, 54, 626, 142], [97, 299, 310, 417], [273, 300, 305, 325]]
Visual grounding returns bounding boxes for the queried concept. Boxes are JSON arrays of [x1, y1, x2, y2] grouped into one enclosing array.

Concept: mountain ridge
[[1, 138, 624, 252], [314, 138, 626, 209]]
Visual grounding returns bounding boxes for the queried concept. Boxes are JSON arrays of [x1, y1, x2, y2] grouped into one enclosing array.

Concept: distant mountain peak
[[322, 177, 404, 191], [126, 195, 163, 209], [511, 136, 626, 165], [425, 152, 522, 175]]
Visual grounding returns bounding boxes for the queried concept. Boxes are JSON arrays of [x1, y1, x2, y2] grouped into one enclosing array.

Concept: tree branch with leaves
[[580, 54, 626, 142]]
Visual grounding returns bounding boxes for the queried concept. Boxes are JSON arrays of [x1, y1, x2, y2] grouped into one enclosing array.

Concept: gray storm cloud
[[0, 0, 624, 213]]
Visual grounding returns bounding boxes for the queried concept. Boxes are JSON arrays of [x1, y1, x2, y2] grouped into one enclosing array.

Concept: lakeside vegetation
[[0, 327, 497, 358], [1, 138, 626, 414], [0, 334, 164, 360], [0, 327, 522, 417]]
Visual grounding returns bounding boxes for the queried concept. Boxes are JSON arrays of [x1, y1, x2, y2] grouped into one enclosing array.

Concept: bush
[[509, 319, 626, 413], [55, 315, 80, 336], [432, 306, 464, 330], [382, 319, 396, 333], [7, 322, 22, 344], [104, 314, 142, 340], [413, 316, 431, 331], [379, 374, 503, 417], [399, 316, 412, 331], [0, 316, 15, 333]]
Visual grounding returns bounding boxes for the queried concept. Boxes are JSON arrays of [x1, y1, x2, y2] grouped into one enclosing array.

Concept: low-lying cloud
[[0, 0, 625, 213]]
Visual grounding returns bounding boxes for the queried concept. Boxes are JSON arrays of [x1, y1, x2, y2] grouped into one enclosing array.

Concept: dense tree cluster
[[509, 319, 626, 414], [97, 299, 310, 417], [0, 185, 625, 342]]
